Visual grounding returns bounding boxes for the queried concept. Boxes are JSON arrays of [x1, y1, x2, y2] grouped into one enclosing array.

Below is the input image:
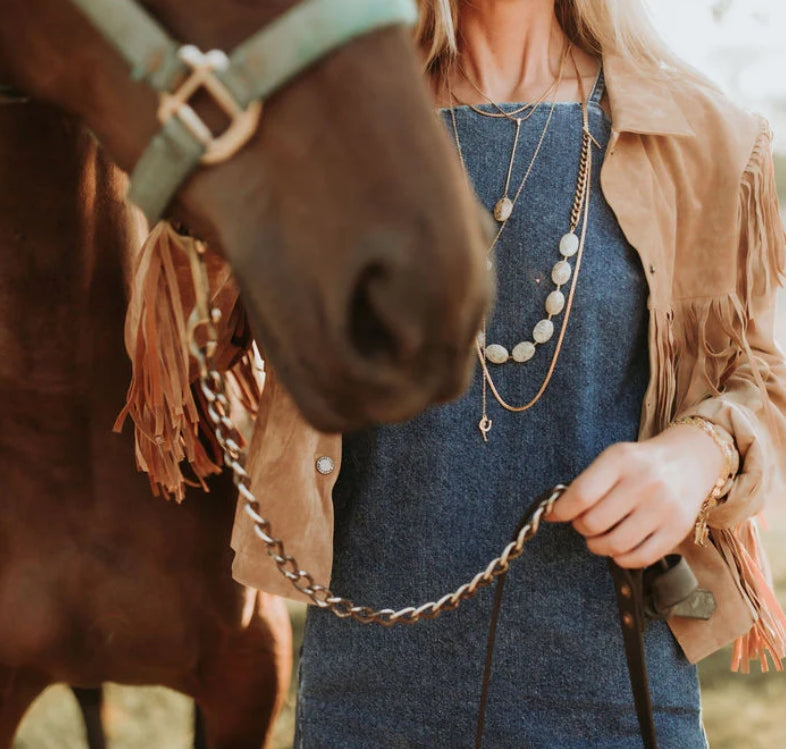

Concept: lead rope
[[476, 537, 660, 749], [184, 235, 565, 623], [185, 238, 665, 748], [475, 492, 550, 749]]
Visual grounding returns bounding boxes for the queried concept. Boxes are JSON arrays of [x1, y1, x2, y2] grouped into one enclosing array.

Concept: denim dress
[[295, 74, 707, 748]]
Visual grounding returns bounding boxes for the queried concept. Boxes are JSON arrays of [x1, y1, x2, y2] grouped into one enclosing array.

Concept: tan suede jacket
[[231, 54, 786, 664]]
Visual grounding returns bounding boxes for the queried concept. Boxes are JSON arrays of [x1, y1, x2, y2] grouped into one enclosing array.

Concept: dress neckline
[[437, 67, 605, 115]]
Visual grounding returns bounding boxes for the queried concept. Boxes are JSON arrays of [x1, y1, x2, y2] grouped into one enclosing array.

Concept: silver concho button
[[315, 456, 335, 475]]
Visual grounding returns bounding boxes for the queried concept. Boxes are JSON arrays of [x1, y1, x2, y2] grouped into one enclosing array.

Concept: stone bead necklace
[[480, 228, 580, 365], [448, 45, 584, 370], [450, 46, 598, 440]]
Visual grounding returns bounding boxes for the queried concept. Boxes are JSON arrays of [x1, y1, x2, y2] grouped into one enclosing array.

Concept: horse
[[0, 3, 491, 745], [0, 0, 492, 435], [0, 95, 293, 747]]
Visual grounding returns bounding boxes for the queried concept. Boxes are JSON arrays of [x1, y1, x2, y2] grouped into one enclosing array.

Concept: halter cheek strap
[[70, 0, 418, 223]]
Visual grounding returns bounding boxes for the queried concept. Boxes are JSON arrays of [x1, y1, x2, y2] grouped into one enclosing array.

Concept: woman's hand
[[547, 425, 726, 568]]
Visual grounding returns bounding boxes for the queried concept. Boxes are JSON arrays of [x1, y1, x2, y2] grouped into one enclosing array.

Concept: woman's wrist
[[669, 415, 740, 545]]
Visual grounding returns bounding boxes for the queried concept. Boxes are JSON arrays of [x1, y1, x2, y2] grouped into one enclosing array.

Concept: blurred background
[[13, 1, 786, 747]]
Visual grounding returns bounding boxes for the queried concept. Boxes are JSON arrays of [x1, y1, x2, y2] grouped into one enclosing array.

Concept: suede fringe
[[714, 520, 786, 672], [114, 222, 259, 501], [740, 123, 786, 306], [724, 125, 786, 671], [651, 124, 786, 671]]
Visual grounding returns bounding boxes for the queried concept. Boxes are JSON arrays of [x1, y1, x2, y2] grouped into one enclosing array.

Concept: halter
[[70, 0, 418, 222]]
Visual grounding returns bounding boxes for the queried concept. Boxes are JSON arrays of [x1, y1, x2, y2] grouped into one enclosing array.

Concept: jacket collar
[[602, 53, 695, 138]]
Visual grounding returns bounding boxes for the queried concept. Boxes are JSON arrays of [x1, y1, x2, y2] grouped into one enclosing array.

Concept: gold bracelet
[[671, 415, 740, 546]]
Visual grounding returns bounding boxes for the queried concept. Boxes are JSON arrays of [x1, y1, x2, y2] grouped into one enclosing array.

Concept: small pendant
[[479, 416, 492, 442], [493, 196, 513, 223]]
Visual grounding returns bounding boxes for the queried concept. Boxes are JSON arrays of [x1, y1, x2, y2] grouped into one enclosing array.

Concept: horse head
[[0, 0, 492, 432]]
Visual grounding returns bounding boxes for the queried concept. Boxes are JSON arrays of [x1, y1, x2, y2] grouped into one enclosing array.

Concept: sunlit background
[[652, 0, 786, 151], [13, 1, 786, 748]]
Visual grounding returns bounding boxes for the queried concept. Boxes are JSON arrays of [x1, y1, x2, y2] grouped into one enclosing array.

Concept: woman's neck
[[459, 1, 562, 100], [432, 1, 599, 108]]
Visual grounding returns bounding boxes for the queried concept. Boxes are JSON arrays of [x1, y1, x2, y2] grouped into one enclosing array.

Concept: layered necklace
[[448, 44, 571, 270], [448, 48, 598, 441], [454, 54, 565, 223]]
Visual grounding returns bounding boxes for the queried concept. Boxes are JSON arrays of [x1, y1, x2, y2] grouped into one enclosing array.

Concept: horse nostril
[[348, 264, 400, 365]]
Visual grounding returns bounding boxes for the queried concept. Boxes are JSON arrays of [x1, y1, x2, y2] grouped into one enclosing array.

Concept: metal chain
[[184, 241, 565, 625]]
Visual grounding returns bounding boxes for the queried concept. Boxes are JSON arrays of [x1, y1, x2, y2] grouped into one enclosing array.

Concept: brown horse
[[0, 3, 490, 745], [0, 0, 492, 434], [0, 97, 292, 747]]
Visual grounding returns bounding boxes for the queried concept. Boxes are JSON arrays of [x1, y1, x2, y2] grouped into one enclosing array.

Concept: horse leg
[[0, 667, 49, 749], [194, 592, 292, 749], [194, 702, 209, 749], [72, 686, 106, 749]]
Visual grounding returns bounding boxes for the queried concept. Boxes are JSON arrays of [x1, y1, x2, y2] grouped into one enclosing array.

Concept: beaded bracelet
[[671, 415, 740, 546]]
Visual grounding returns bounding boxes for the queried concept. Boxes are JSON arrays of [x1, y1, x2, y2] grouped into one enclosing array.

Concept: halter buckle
[[158, 46, 262, 166]]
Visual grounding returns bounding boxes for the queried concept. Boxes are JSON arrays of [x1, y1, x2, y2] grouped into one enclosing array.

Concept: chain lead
[[185, 241, 565, 625]]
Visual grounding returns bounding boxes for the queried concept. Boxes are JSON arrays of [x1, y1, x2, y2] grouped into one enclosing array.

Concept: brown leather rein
[[476, 489, 711, 749]]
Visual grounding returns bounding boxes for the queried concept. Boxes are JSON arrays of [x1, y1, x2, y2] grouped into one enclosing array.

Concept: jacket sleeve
[[677, 119, 786, 529]]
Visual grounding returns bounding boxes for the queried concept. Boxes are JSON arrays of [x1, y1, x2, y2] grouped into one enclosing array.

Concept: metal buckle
[[158, 45, 263, 166]]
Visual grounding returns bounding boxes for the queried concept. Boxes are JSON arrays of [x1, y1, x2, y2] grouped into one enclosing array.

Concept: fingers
[[612, 529, 678, 569], [547, 443, 632, 523], [571, 484, 640, 538], [546, 440, 694, 568], [583, 499, 664, 558], [582, 498, 687, 569]]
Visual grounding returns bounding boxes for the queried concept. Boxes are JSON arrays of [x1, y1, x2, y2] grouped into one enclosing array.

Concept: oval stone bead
[[533, 319, 555, 344], [484, 343, 509, 364], [559, 232, 580, 257], [494, 197, 513, 222], [512, 341, 536, 362], [552, 260, 572, 286], [476, 331, 486, 347], [545, 290, 565, 316]]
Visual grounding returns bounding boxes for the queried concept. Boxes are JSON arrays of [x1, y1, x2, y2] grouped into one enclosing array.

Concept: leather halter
[[70, 0, 418, 222]]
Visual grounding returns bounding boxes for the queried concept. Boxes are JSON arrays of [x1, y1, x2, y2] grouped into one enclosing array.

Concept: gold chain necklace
[[453, 45, 570, 222], [471, 50, 598, 441], [455, 51, 565, 122], [447, 46, 569, 258]]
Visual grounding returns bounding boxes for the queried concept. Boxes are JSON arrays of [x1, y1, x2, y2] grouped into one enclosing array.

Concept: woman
[[230, 1, 786, 746]]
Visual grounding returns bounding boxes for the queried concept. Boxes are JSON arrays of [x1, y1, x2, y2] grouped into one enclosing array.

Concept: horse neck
[[0, 100, 144, 483], [0, 0, 306, 173]]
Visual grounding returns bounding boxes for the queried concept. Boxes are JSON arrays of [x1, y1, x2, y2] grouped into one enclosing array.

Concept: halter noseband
[[70, 0, 418, 223]]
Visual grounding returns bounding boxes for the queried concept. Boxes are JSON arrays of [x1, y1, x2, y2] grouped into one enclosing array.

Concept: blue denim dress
[[295, 74, 707, 748]]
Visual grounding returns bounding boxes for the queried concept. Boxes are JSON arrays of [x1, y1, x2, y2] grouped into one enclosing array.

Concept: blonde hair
[[416, 0, 691, 78]]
